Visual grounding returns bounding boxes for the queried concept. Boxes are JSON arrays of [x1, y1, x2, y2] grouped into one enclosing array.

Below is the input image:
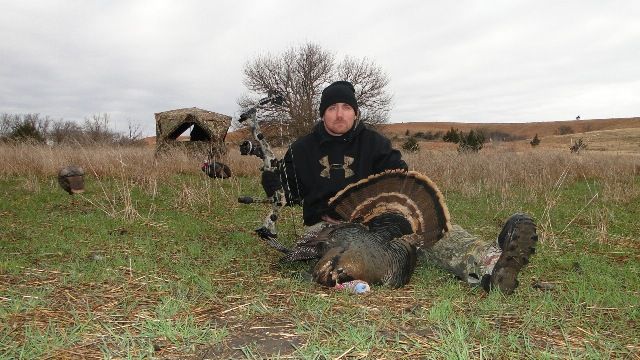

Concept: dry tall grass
[[405, 147, 640, 203], [1, 143, 638, 204], [0, 142, 263, 222], [0, 142, 262, 180], [401, 147, 639, 247], [2, 141, 638, 234]]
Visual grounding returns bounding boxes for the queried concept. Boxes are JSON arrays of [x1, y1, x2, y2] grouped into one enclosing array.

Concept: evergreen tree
[[402, 136, 420, 153], [530, 134, 541, 147], [443, 127, 460, 143], [457, 130, 485, 152]]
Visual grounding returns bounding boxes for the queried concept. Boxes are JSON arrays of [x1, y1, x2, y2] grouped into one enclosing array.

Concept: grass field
[[1, 142, 639, 359]]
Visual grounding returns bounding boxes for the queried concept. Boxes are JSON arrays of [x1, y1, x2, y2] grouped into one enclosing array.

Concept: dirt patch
[[197, 318, 302, 359]]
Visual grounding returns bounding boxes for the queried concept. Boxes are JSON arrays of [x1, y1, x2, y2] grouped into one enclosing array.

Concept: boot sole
[[488, 214, 538, 294]]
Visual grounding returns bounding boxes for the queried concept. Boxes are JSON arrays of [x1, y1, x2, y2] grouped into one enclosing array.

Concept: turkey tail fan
[[328, 170, 451, 249]]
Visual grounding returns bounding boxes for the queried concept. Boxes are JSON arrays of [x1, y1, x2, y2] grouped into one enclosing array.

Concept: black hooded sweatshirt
[[281, 121, 407, 225]]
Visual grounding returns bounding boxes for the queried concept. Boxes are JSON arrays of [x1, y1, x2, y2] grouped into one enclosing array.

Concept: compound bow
[[237, 91, 291, 253]]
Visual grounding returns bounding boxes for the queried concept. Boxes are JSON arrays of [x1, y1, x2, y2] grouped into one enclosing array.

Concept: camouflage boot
[[482, 213, 538, 294]]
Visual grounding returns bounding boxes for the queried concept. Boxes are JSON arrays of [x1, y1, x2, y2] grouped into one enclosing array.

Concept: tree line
[[402, 127, 547, 153], [0, 113, 143, 145]]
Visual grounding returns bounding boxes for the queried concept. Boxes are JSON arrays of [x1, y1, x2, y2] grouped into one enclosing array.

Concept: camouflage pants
[[304, 222, 501, 286], [421, 224, 501, 285]]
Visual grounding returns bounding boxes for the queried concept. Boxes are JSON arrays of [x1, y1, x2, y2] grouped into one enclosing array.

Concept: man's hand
[[261, 170, 282, 197]]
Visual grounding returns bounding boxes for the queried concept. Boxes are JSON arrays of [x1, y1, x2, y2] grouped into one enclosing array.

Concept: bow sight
[[238, 90, 284, 122], [238, 90, 284, 160]]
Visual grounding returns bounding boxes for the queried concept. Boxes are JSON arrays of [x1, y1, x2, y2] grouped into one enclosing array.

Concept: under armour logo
[[319, 156, 354, 179]]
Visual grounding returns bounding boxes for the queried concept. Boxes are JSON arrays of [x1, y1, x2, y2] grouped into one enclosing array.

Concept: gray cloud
[[1, 1, 638, 136]]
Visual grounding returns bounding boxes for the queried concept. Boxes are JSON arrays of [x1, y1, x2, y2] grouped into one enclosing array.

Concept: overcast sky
[[1, 1, 639, 136]]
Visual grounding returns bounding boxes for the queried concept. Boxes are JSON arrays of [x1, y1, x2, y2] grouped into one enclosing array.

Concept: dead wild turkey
[[201, 161, 232, 179], [277, 170, 451, 288], [58, 165, 85, 195]]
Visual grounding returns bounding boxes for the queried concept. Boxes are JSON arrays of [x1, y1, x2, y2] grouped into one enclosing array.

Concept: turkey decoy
[[201, 161, 232, 179], [272, 170, 452, 288], [57, 165, 85, 195]]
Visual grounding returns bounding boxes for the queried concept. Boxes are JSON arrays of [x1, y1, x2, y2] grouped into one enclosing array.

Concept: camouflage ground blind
[[155, 107, 231, 158]]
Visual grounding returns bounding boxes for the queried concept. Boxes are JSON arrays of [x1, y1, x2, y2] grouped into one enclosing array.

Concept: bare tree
[[83, 113, 116, 143], [239, 42, 393, 140], [114, 120, 144, 145], [50, 120, 84, 144], [25, 113, 52, 137], [336, 56, 392, 125], [126, 120, 142, 141], [0, 113, 18, 137]]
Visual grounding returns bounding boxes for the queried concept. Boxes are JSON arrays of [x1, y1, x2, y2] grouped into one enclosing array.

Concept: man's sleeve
[[374, 135, 408, 173], [280, 148, 303, 205]]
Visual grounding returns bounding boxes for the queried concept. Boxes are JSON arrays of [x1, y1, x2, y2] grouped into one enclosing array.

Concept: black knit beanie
[[319, 81, 358, 118]]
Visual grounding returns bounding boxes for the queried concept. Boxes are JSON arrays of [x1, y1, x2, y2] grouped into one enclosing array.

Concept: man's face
[[323, 102, 356, 136]]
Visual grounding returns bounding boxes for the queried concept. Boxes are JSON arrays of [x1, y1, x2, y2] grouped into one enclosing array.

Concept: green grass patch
[[1, 173, 638, 358]]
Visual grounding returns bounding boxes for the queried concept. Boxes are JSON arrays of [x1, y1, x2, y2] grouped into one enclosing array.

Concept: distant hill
[[144, 117, 640, 146], [379, 117, 640, 140], [383, 117, 640, 154], [532, 126, 640, 153]]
